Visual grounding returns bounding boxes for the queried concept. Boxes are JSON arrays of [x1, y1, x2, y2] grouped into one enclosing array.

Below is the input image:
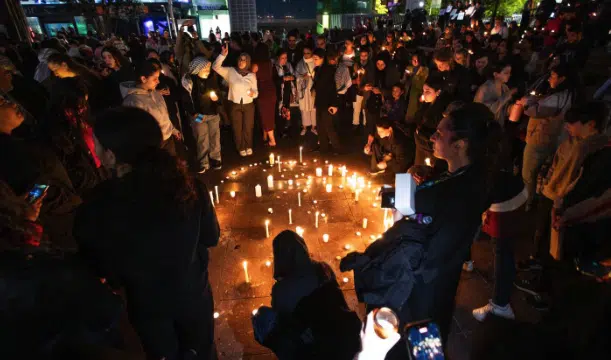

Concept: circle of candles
[[323, 234, 329, 243], [230, 191, 236, 198], [343, 277, 349, 283], [213, 312, 220, 319]]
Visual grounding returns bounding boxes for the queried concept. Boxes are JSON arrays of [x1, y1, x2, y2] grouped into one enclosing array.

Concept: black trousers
[[316, 107, 341, 152], [493, 237, 515, 307], [533, 196, 554, 260], [230, 102, 255, 152]]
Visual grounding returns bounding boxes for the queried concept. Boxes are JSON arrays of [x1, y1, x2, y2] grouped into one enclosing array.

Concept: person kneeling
[[364, 118, 412, 176]]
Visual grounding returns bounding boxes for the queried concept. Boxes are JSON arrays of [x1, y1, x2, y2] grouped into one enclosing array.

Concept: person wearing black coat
[[365, 117, 412, 175], [432, 47, 473, 102], [311, 48, 342, 153], [74, 107, 220, 360]]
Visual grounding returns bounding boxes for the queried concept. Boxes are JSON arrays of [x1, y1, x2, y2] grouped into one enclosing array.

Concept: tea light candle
[[265, 260, 271, 267], [322, 234, 329, 243], [252, 309, 258, 316], [356, 231, 362, 236], [343, 277, 349, 283], [255, 184, 262, 198], [269, 153, 275, 165], [344, 244, 351, 250], [230, 191, 236, 198], [242, 261, 250, 283], [288, 209, 292, 224], [265, 219, 270, 238], [288, 179, 294, 186], [316, 167, 323, 177], [315, 211, 319, 228], [326, 184, 332, 193], [363, 218, 368, 229], [267, 175, 274, 189], [299, 146, 303, 163], [425, 157, 432, 167], [213, 312, 220, 319], [328, 164, 333, 176]]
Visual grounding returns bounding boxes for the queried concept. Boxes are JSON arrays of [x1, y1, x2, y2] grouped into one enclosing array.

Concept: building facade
[[227, 0, 257, 32]]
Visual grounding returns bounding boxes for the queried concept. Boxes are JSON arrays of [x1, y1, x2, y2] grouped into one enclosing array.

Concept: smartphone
[[405, 320, 445, 360], [27, 184, 49, 204], [194, 114, 204, 123]]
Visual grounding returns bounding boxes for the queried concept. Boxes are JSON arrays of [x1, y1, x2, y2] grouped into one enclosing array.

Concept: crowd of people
[[1, 0, 611, 359]]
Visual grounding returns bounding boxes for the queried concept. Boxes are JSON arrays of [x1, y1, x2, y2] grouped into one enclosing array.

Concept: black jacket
[[312, 63, 340, 109], [431, 63, 472, 102], [377, 129, 412, 174], [183, 73, 221, 117]]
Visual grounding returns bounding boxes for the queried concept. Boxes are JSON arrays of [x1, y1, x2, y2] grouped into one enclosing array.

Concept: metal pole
[[168, 0, 177, 37]]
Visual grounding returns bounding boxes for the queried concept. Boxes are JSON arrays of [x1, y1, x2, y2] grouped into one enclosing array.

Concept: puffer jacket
[[524, 88, 572, 148], [120, 81, 176, 141]]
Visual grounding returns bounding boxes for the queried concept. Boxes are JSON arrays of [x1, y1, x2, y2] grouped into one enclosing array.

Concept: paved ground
[[198, 118, 540, 360]]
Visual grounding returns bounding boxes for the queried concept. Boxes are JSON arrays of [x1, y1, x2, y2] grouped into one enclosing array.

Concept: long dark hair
[[47, 52, 101, 80], [135, 59, 160, 83], [101, 46, 130, 69], [446, 103, 504, 189], [48, 77, 90, 130], [93, 107, 197, 213]]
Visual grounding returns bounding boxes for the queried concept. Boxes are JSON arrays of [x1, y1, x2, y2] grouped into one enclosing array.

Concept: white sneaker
[[239, 150, 247, 157], [463, 260, 474, 272], [300, 128, 307, 136], [246, 148, 253, 156], [472, 301, 515, 322], [311, 127, 318, 135]]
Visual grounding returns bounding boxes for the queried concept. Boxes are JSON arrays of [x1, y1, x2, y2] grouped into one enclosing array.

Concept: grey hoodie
[[120, 81, 175, 141]]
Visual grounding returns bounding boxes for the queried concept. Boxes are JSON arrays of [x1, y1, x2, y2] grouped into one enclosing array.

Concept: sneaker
[[472, 301, 515, 322], [211, 161, 222, 170], [300, 127, 307, 136], [517, 257, 543, 272], [246, 148, 253, 156], [463, 260, 474, 272], [239, 150, 247, 157], [197, 167, 208, 174], [311, 127, 318, 135], [514, 276, 542, 297]]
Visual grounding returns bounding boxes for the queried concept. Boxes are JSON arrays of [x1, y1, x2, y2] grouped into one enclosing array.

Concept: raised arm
[[212, 53, 230, 80]]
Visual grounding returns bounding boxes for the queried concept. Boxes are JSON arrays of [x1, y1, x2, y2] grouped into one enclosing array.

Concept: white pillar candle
[[267, 175, 274, 189], [288, 179, 293, 186], [315, 211, 319, 228], [326, 184, 332, 193], [269, 153, 275, 165], [328, 164, 333, 176], [322, 234, 329, 242], [341, 166, 347, 177], [315, 167, 323, 177], [214, 186, 219, 204], [299, 146, 303, 163], [243, 261, 250, 283], [298, 192, 301, 207], [355, 189, 361, 202], [363, 218, 368, 229], [425, 157, 432, 167], [255, 184, 262, 198], [289, 209, 292, 224], [265, 219, 270, 238], [209, 191, 215, 207], [277, 156, 281, 172], [230, 191, 236, 198]]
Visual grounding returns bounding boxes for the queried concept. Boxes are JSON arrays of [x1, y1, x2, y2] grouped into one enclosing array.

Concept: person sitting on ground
[[364, 117, 411, 176], [252, 230, 362, 360]]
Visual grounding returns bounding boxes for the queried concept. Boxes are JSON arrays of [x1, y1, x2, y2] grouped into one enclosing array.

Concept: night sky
[[256, 0, 317, 19]]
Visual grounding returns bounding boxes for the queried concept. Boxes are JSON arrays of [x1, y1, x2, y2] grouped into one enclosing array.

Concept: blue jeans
[[521, 143, 553, 207], [191, 114, 221, 170]]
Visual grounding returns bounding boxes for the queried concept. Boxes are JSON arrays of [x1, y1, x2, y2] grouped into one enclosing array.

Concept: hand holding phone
[[24, 184, 49, 222], [405, 320, 445, 360], [221, 42, 229, 56]]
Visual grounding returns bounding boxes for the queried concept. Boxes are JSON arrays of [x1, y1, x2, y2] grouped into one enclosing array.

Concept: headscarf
[[272, 230, 314, 280], [181, 56, 211, 95], [236, 52, 252, 76]]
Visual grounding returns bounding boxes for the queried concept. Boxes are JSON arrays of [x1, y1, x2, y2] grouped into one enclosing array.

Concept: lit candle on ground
[[267, 175, 274, 189], [299, 146, 303, 163], [323, 234, 329, 243], [209, 191, 215, 207], [265, 219, 270, 238], [277, 156, 281, 172], [343, 277, 349, 283], [296, 226, 304, 237], [213, 312, 220, 319], [289, 209, 293, 224], [288, 179, 293, 186], [341, 166, 347, 177], [268, 208, 273, 214], [252, 309, 258, 316], [255, 184, 262, 198], [326, 184, 332, 193], [363, 218, 368, 229], [344, 244, 351, 250], [355, 189, 361, 202], [214, 186, 220, 203], [316, 167, 323, 177], [230, 191, 236, 198], [328, 164, 333, 176], [298, 192, 302, 207], [425, 157, 432, 167], [265, 260, 271, 267], [243, 261, 250, 283], [315, 211, 320, 228], [269, 153, 275, 165]]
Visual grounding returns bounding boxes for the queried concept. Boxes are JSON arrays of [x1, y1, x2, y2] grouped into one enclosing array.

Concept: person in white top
[[490, 17, 509, 39], [295, 44, 317, 136], [213, 44, 258, 156]]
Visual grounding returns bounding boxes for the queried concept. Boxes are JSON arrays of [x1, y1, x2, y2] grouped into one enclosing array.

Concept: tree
[[375, 0, 389, 15], [483, 0, 527, 18]]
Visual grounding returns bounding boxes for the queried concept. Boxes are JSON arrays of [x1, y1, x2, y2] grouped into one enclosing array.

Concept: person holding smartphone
[[212, 42, 258, 156]]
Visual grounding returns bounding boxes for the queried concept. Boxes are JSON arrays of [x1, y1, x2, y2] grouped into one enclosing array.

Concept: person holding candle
[[295, 44, 318, 136], [402, 52, 429, 124], [273, 49, 297, 139], [213, 42, 258, 157], [252, 230, 361, 359], [474, 61, 518, 128], [181, 56, 223, 173], [74, 107, 220, 360], [364, 118, 411, 176], [352, 46, 375, 132]]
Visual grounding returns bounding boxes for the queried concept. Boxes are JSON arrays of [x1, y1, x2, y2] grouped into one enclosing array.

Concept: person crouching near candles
[[364, 117, 411, 176], [74, 107, 220, 360], [181, 56, 223, 174], [252, 230, 361, 359], [213, 42, 258, 157]]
